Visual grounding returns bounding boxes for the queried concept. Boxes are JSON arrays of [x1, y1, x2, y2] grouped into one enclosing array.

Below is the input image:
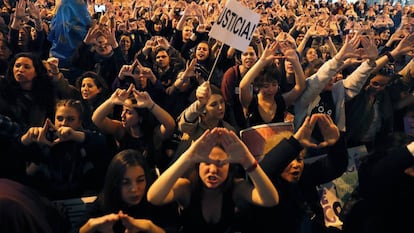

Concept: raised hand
[[219, 128, 256, 168], [84, 24, 102, 45], [393, 31, 414, 56], [27, 0, 40, 20], [282, 44, 300, 63], [315, 114, 340, 147], [196, 81, 211, 106], [335, 34, 361, 61], [21, 118, 58, 146], [110, 84, 134, 105], [54, 126, 81, 143], [359, 35, 378, 60], [119, 211, 154, 233], [131, 90, 154, 109], [14, 0, 26, 19], [84, 213, 119, 233], [187, 128, 220, 163], [118, 59, 140, 80], [294, 115, 319, 148], [295, 114, 339, 149], [260, 41, 278, 64]]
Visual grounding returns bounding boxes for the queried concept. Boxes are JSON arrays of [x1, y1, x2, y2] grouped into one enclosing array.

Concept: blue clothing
[[48, 0, 91, 67]]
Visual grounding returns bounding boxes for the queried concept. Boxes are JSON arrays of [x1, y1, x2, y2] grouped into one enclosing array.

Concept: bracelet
[[149, 103, 156, 112], [367, 59, 376, 67], [385, 51, 395, 63], [245, 160, 258, 173]]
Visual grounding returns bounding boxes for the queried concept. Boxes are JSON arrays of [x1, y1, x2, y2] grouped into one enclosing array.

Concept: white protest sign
[[208, 0, 260, 52]]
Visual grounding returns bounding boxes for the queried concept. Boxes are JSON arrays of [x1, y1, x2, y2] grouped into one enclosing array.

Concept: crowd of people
[[0, 0, 414, 232]]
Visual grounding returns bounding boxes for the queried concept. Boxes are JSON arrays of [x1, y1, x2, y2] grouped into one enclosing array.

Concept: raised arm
[[92, 85, 133, 137], [374, 32, 414, 74], [220, 128, 279, 207], [239, 42, 278, 110], [280, 44, 306, 107], [147, 129, 220, 206], [177, 81, 211, 134], [132, 90, 175, 141]]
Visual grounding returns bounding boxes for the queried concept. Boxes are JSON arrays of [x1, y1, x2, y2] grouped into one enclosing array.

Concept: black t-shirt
[[311, 91, 335, 143]]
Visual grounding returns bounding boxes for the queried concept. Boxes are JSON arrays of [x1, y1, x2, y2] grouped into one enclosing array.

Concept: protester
[[79, 149, 179, 233], [20, 99, 112, 199], [92, 84, 176, 175], [147, 127, 279, 233], [239, 41, 305, 126], [239, 114, 347, 233]]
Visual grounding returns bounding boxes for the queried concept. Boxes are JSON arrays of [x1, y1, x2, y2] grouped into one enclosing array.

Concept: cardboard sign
[[240, 122, 294, 160], [208, 0, 260, 52]]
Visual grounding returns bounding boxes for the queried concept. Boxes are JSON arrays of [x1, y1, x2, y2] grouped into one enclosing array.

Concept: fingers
[[127, 83, 135, 93], [131, 59, 139, 69]]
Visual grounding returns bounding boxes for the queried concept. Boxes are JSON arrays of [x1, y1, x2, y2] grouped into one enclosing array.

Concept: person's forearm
[[92, 99, 114, 126], [69, 130, 86, 143], [248, 165, 279, 206], [79, 219, 96, 233], [149, 103, 175, 137], [183, 100, 204, 123], [292, 59, 306, 92], [147, 151, 193, 205], [239, 59, 265, 90], [147, 220, 166, 233]]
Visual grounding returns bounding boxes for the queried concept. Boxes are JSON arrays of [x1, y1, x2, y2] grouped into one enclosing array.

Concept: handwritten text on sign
[[209, 0, 260, 52]]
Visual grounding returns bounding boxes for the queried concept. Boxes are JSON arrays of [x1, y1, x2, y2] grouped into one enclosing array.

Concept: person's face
[[366, 74, 390, 94], [241, 46, 257, 69], [119, 35, 131, 51], [121, 99, 140, 128], [324, 72, 343, 91], [121, 165, 147, 206], [182, 25, 193, 41], [204, 94, 225, 120], [284, 60, 294, 74], [156, 50, 170, 69], [135, 75, 148, 90], [379, 29, 391, 40], [259, 81, 279, 97], [295, 34, 304, 45], [0, 40, 12, 60], [281, 154, 305, 183], [306, 48, 318, 62], [95, 35, 113, 56], [199, 147, 229, 189], [54, 106, 82, 129], [81, 77, 101, 101], [195, 42, 209, 61], [30, 27, 36, 40], [13, 57, 36, 90], [154, 22, 162, 32], [18, 28, 29, 46]]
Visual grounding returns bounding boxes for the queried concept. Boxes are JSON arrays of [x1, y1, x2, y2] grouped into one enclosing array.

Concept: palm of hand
[[111, 90, 129, 105], [317, 120, 340, 148]]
